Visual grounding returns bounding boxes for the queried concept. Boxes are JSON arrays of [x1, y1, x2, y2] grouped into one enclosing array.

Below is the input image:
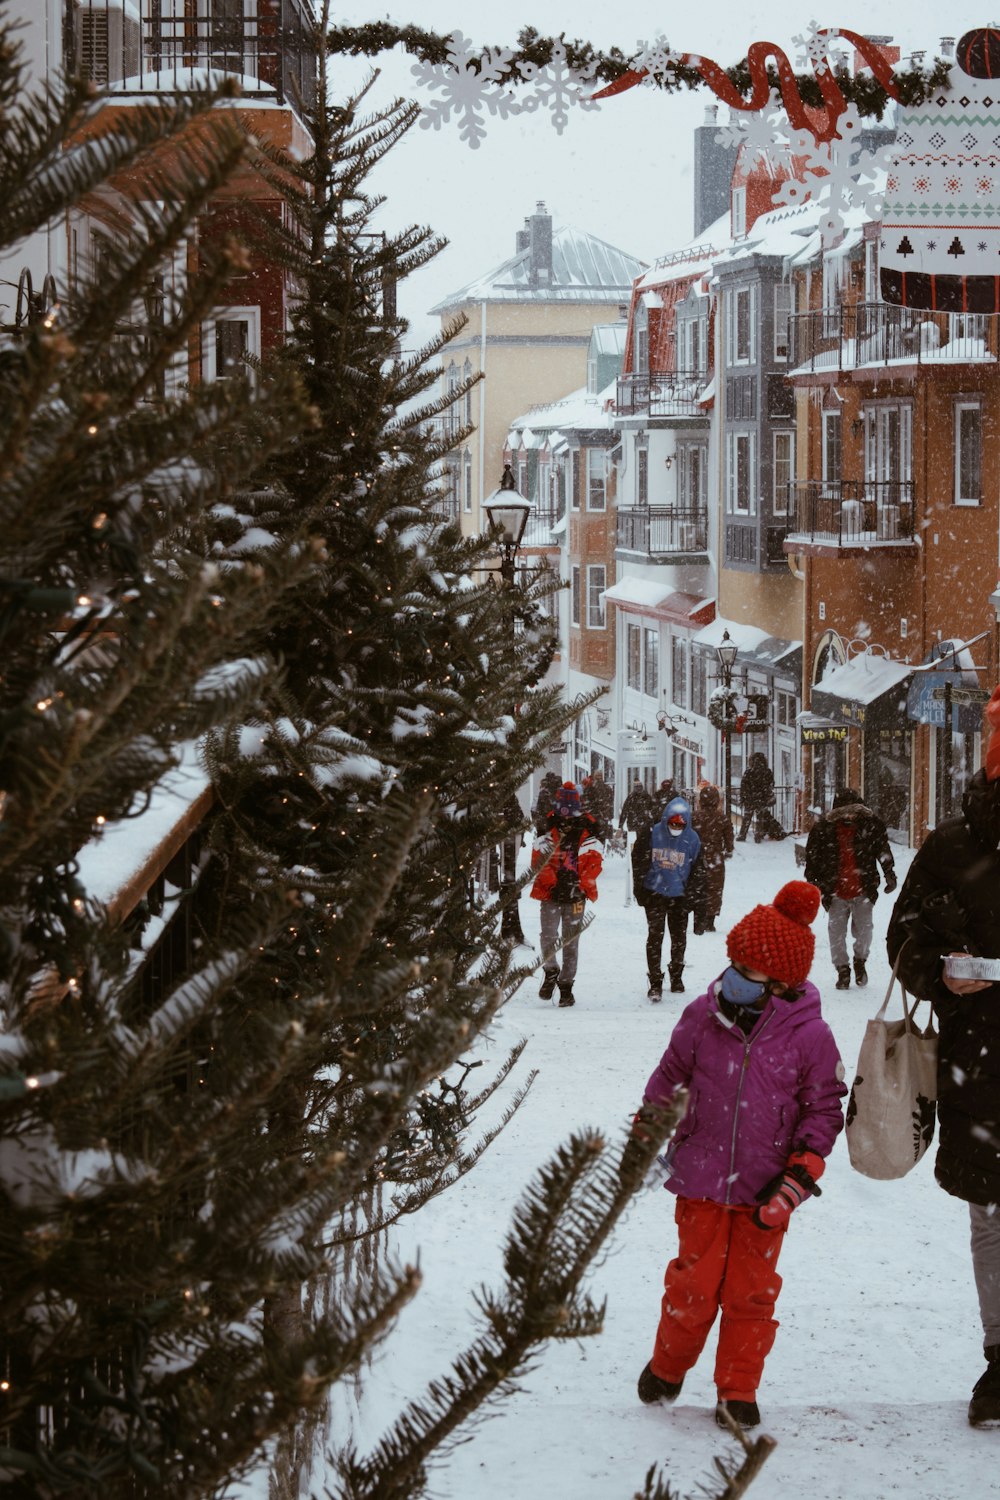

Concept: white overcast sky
[[328, 3, 986, 349]]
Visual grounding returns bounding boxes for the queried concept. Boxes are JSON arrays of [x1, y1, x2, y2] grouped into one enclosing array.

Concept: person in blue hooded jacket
[[631, 796, 702, 999]]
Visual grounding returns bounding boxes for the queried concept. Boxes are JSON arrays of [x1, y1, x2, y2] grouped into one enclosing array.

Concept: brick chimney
[[528, 201, 553, 287], [693, 104, 738, 240]]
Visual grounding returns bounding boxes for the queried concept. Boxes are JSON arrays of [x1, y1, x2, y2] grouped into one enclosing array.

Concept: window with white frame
[[203, 307, 260, 384], [773, 430, 794, 516], [463, 358, 473, 425], [691, 653, 707, 716], [776, 689, 796, 728], [635, 323, 649, 373], [773, 283, 792, 361], [672, 635, 688, 708], [864, 237, 880, 303], [726, 430, 756, 514], [732, 185, 747, 238], [679, 315, 706, 374], [822, 253, 843, 334], [680, 444, 707, 510], [587, 356, 597, 392], [587, 566, 606, 628], [463, 449, 472, 512], [864, 403, 912, 495], [822, 411, 842, 495], [643, 627, 659, 697], [626, 623, 641, 689], [571, 450, 580, 510], [726, 285, 756, 365], [517, 457, 528, 497], [955, 400, 982, 505], [637, 447, 648, 506], [571, 566, 581, 626], [587, 448, 606, 511]]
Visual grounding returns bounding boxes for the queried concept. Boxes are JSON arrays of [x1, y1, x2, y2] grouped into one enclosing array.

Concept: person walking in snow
[[886, 684, 1000, 1428], [690, 784, 733, 935], [631, 796, 701, 998], [736, 752, 776, 842], [619, 781, 653, 835], [532, 770, 562, 833], [582, 771, 614, 842], [624, 880, 846, 1431], [804, 786, 896, 990], [530, 782, 603, 1008]]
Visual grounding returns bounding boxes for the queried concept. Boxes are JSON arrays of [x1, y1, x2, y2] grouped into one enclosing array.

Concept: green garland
[[327, 22, 953, 119]]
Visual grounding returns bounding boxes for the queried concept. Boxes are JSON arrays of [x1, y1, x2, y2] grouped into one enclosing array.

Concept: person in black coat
[[736, 752, 776, 842], [619, 781, 653, 834], [804, 787, 896, 989], [886, 695, 1000, 1427], [582, 772, 614, 842], [532, 771, 562, 833]]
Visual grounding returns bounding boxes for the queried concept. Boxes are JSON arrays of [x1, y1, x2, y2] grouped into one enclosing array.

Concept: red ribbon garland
[[592, 29, 904, 143]]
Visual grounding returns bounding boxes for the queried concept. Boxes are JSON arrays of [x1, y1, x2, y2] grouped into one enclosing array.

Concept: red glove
[[752, 1149, 825, 1231]]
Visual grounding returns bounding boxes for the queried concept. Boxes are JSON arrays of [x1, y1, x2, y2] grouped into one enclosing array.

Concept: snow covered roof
[[602, 581, 713, 625], [691, 616, 770, 654], [507, 386, 613, 436], [811, 652, 913, 722], [431, 225, 646, 311], [590, 323, 628, 357]]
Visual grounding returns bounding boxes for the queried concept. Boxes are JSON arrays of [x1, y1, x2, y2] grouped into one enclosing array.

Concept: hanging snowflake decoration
[[515, 36, 600, 136], [792, 21, 839, 72], [411, 32, 519, 149], [630, 35, 683, 87]]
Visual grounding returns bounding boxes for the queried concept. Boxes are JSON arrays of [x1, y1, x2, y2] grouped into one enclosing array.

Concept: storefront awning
[[738, 635, 803, 680], [810, 653, 913, 729], [602, 581, 714, 626], [601, 578, 675, 611]]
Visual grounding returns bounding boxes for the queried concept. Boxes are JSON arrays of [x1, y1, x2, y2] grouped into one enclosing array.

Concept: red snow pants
[[650, 1197, 786, 1401]]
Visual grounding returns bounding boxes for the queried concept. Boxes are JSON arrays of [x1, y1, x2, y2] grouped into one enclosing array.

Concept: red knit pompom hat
[[985, 686, 1000, 781], [726, 880, 822, 988]]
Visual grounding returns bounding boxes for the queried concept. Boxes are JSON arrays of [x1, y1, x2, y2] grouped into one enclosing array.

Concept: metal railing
[[521, 507, 562, 547], [785, 479, 916, 546], [790, 301, 1000, 372], [64, 0, 317, 112], [616, 368, 710, 417], [617, 506, 708, 555]]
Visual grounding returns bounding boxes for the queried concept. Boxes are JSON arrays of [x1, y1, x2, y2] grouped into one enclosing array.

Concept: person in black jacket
[[804, 787, 896, 989], [736, 752, 776, 842], [886, 689, 1000, 1427], [619, 781, 653, 834]]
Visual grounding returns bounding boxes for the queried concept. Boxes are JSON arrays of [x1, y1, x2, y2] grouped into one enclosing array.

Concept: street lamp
[[483, 463, 531, 584], [716, 629, 739, 824]]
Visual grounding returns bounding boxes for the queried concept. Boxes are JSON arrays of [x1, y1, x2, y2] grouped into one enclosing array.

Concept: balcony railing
[[521, 507, 562, 547], [790, 302, 1000, 372], [617, 506, 708, 555], [616, 368, 710, 417], [65, 0, 317, 111], [785, 479, 916, 546]]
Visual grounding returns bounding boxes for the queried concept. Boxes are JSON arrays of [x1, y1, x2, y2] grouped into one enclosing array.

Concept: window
[[822, 411, 842, 494], [571, 450, 580, 510], [587, 566, 606, 628], [822, 253, 843, 335], [587, 357, 597, 392], [773, 431, 794, 516], [643, 627, 659, 697], [680, 316, 705, 374], [635, 325, 649, 373], [637, 447, 648, 506], [726, 431, 756, 514], [679, 444, 707, 510], [726, 285, 755, 364], [463, 449, 472, 513], [571, 566, 581, 626], [732, 186, 747, 238], [463, 357, 473, 426], [865, 403, 913, 490], [691, 653, 707, 717], [774, 283, 792, 361], [587, 448, 606, 511], [517, 458, 528, 497], [776, 689, 796, 728], [626, 623, 641, 689], [955, 401, 982, 505], [865, 237, 880, 303], [203, 307, 260, 384], [672, 636, 688, 709]]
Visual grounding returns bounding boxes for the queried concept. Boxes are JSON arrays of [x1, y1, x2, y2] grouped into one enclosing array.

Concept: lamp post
[[482, 464, 531, 943], [716, 629, 739, 824], [483, 463, 531, 584]]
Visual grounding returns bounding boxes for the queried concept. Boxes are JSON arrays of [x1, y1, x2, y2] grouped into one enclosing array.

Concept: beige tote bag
[[845, 960, 938, 1180]]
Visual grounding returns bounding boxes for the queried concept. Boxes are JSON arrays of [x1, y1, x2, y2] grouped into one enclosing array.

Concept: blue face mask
[[719, 965, 768, 1007]]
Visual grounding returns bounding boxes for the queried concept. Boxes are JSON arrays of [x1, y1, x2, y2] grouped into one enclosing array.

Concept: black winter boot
[[969, 1346, 1000, 1427], [637, 1362, 683, 1404], [538, 970, 558, 1000], [647, 974, 663, 1002], [557, 986, 575, 1008], [854, 958, 868, 986], [669, 969, 684, 993], [716, 1398, 760, 1429], [835, 966, 851, 990]]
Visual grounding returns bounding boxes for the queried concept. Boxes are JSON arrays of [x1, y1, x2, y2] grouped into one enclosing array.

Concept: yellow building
[[432, 202, 644, 534]]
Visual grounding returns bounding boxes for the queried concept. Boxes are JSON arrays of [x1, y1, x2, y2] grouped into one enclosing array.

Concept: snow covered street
[[354, 835, 1000, 1500]]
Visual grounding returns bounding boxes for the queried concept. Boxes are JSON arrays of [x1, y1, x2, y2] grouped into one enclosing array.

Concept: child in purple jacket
[[627, 880, 846, 1430]]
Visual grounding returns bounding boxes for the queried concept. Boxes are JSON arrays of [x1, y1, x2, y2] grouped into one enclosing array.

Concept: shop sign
[[707, 691, 770, 733], [907, 672, 989, 732], [800, 722, 849, 745], [616, 729, 658, 764]]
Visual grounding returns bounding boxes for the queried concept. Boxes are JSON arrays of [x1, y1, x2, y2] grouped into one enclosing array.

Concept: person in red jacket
[[530, 782, 602, 1007], [804, 786, 896, 989]]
